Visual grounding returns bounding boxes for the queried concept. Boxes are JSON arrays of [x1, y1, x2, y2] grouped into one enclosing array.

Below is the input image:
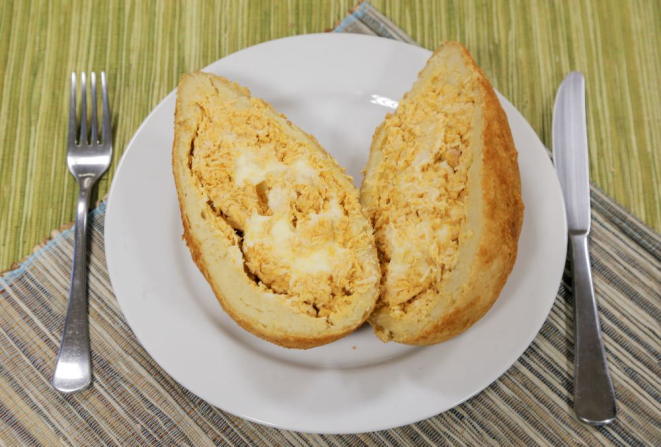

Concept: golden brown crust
[[179, 208, 349, 349], [173, 72, 380, 349], [363, 42, 523, 345], [408, 43, 523, 345]]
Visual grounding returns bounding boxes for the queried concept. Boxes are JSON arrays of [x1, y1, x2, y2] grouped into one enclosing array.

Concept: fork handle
[[52, 181, 93, 393], [570, 233, 617, 424]]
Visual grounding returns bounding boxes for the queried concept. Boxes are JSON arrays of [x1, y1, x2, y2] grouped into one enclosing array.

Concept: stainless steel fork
[[52, 72, 112, 393]]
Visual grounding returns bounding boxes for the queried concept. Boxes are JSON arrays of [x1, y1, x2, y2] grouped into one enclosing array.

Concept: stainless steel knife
[[553, 71, 617, 425]]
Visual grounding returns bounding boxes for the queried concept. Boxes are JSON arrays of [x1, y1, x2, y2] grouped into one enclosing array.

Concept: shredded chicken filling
[[187, 80, 373, 318], [365, 72, 477, 315]]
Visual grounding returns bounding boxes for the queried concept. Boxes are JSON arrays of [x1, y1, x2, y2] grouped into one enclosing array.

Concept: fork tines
[[68, 72, 111, 147]]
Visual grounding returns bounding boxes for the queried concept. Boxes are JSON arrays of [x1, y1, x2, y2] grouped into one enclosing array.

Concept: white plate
[[105, 33, 567, 434]]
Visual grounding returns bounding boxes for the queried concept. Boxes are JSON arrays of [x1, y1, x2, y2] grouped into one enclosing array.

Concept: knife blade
[[554, 72, 591, 234], [553, 72, 617, 425]]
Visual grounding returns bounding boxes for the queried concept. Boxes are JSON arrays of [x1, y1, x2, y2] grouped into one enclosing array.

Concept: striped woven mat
[[1, 3, 660, 445]]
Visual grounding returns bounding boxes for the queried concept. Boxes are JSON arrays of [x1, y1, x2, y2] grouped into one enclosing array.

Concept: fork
[[52, 72, 112, 393]]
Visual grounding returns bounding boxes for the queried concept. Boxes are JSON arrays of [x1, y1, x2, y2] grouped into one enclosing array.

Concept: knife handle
[[570, 233, 617, 425]]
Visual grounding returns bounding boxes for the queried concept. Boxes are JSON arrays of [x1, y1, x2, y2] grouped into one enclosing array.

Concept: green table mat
[[1, 3, 660, 444], [0, 0, 660, 272]]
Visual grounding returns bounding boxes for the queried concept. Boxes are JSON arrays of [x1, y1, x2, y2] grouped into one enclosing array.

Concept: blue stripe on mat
[[333, 2, 370, 33]]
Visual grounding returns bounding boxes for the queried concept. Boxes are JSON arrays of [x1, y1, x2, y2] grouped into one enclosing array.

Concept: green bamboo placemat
[[1, 3, 660, 444], [0, 0, 659, 271]]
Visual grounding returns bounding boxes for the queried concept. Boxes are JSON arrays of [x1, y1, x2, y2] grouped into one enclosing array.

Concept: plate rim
[[105, 32, 568, 434]]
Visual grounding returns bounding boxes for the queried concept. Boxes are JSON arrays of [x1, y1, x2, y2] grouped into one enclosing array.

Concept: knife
[[553, 72, 617, 425]]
